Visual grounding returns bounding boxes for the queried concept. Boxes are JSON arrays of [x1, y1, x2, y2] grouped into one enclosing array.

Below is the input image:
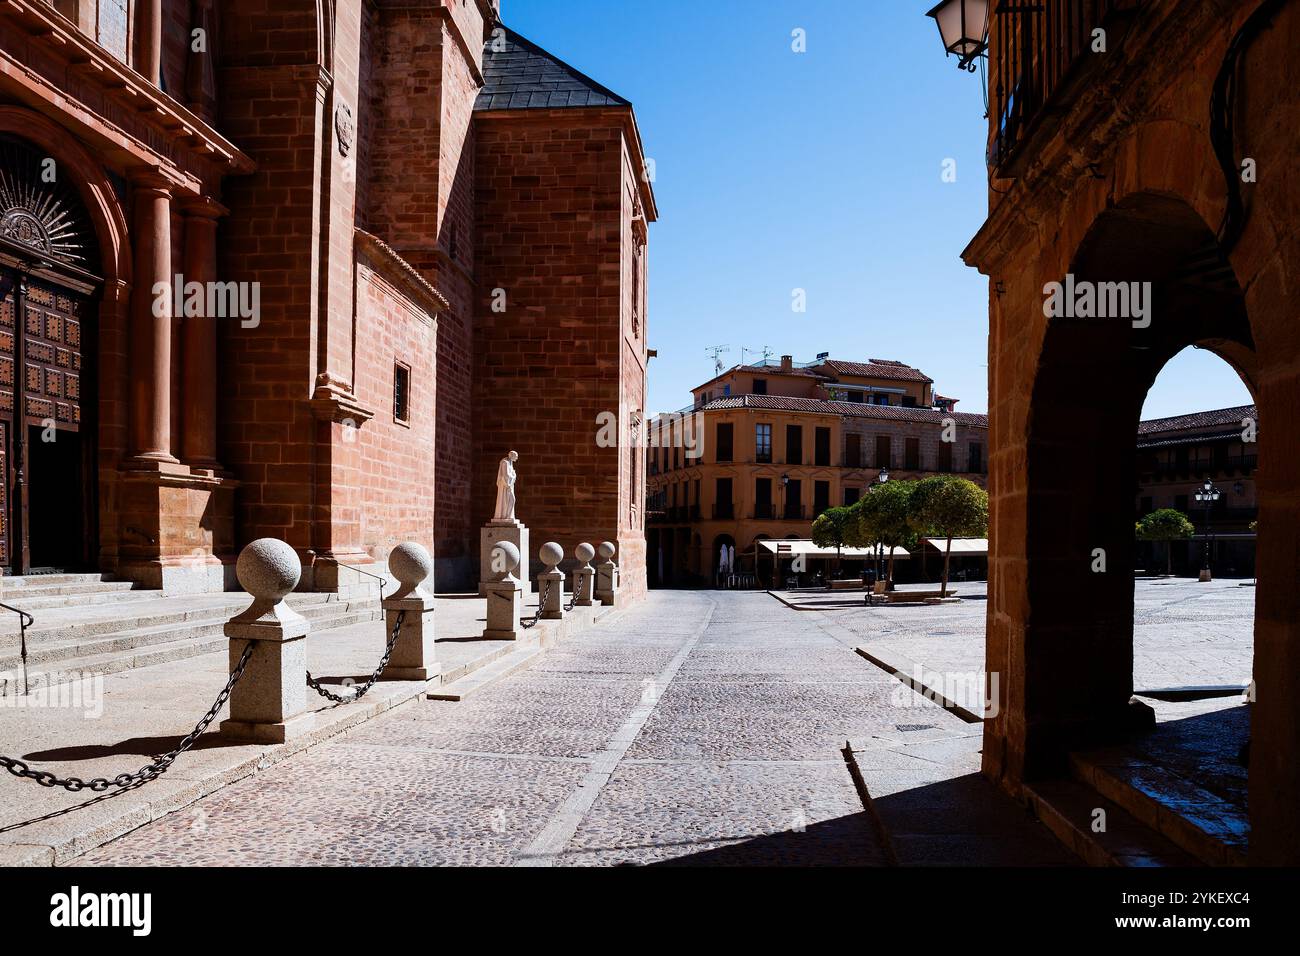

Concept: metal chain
[[0, 642, 255, 794], [564, 578, 580, 612], [520, 580, 552, 630], [306, 609, 406, 703]]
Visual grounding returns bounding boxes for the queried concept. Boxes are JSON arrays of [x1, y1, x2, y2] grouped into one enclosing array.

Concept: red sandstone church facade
[[0, 1, 655, 598]]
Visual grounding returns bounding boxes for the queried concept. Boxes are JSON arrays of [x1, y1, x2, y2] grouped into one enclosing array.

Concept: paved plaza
[[37, 579, 1255, 866]]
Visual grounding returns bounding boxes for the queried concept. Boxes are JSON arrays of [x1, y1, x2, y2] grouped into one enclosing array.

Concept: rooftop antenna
[[706, 345, 731, 376], [760, 346, 774, 365]]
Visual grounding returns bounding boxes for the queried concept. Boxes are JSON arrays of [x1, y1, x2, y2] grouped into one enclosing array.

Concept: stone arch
[[0, 109, 133, 572], [0, 108, 130, 288], [1008, 191, 1260, 782]]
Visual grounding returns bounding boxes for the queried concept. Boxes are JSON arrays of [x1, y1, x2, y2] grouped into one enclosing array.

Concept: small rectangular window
[[756, 423, 773, 463], [393, 362, 411, 423], [753, 378, 768, 395]]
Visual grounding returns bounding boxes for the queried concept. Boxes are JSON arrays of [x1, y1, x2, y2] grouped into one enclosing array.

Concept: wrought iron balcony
[[991, 0, 1114, 176], [713, 503, 735, 520]]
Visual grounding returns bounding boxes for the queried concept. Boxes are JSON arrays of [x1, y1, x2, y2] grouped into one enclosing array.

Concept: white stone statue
[[493, 451, 519, 522]]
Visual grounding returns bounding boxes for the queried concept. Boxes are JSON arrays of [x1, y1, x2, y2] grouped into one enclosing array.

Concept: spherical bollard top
[[491, 540, 521, 573], [389, 542, 434, 586], [598, 541, 617, 560], [237, 538, 301, 602], [575, 542, 596, 564], [540, 541, 564, 570]]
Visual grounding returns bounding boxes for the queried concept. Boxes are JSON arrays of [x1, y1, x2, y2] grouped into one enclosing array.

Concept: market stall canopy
[[755, 540, 912, 560], [920, 537, 988, 555]]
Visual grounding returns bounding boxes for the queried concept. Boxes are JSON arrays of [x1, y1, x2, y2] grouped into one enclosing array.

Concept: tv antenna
[[706, 345, 730, 376]]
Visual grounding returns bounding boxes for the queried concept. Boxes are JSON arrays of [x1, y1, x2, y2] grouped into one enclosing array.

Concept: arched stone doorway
[[0, 134, 105, 572]]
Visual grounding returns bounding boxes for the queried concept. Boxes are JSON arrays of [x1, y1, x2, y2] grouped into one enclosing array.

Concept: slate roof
[[475, 26, 632, 112], [1137, 404, 1256, 437], [701, 394, 988, 428]]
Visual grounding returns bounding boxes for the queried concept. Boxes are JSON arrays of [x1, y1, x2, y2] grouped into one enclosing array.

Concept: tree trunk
[[1166, 540, 1173, 576], [887, 546, 896, 587], [941, 536, 953, 598]]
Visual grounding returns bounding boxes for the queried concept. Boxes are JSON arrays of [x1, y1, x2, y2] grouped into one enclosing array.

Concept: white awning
[[921, 537, 988, 556], [756, 539, 911, 560]]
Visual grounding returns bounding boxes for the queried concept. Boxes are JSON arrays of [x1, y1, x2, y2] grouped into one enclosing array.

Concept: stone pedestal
[[538, 542, 565, 620], [220, 539, 313, 743], [480, 519, 531, 597], [483, 540, 524, 640], [595, 540, 620, 607], [573, 542, 596, 607], [381, 542, 440, 682]]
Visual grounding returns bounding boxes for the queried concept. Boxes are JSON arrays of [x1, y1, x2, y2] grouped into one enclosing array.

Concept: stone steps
[[1069, 749, 1248, 866], [1024, 778, 1201, 866], [0, 572, 118, 589], [0, 594, 380, 693]]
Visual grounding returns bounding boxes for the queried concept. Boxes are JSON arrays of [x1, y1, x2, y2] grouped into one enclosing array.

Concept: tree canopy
[[1135, 509, 1195, 541], [907, 475, 989, 597]]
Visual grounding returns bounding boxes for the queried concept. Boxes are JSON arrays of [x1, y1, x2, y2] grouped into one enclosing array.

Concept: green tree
[[1135, 508, 1195, 576], [812, 505, 858, 577], [857, 480, 918, 587], [908, 476, 989, 597]]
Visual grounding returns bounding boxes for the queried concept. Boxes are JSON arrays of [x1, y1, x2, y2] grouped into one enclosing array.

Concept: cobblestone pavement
[[79, 592, 912, 866]]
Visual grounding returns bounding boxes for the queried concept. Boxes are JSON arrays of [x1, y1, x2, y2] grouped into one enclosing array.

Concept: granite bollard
[[219, 539, 313, 743], [573, 542, 596, 607], [595, 540, 620, 607], [382, 542, 440, 681], [483, 540, 524, 640], [538, 542, 566, 620]]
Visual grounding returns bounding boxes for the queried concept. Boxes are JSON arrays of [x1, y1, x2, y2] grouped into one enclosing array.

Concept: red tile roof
[[817, 359, 933, 384], [1137, 404, 1256, 436], [702, 394, 987, 427]]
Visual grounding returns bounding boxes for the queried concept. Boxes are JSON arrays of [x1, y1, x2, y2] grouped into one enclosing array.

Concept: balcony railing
[[992, 0, 1114, 175], [713, 503, 735, 520], [753, 503, 775, 520]]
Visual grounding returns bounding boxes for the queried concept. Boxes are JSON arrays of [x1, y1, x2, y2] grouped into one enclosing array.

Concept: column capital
[[179, 195, 229, 220], [128, 166, 180, 194]]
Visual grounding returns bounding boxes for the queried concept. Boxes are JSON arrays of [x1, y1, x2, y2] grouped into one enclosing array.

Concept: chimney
[[780, 355, 793, 372]]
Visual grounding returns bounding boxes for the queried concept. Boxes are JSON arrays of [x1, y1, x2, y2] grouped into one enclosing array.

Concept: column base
[[383, 664, 441, 682], [218, 711, 315, 744], [482, 627, 523, 641]]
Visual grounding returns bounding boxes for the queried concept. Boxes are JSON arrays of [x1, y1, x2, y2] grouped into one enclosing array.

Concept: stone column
[[137, 0, 163, 86], [481, 518, 531, 597], [573, 543, 596, 607], [483, 541, 523, 640], [595, 541, 620, 607], [180, 198, 224, 469], [128, 171, 178, 464], [381, 542, 439, 682], [537, 542, 565, 620], [219, 539, 312, 743]]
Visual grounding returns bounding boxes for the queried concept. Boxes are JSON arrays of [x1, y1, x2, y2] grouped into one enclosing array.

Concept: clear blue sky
[[503, 0, 1254, 420]]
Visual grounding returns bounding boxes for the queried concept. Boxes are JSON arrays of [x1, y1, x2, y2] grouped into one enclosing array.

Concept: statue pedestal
[[480, 520, 531, 596]]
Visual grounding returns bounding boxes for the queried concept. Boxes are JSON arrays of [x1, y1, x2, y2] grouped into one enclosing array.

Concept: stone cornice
[[0, 1, 254, 177], [355, 229, 451, 315]]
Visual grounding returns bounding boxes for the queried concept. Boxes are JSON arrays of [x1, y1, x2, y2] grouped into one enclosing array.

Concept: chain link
[[0, 642, 255, 794], [520, 580, 552, 630], [307, 609, 407, 703], [564, 578, 579, 613]]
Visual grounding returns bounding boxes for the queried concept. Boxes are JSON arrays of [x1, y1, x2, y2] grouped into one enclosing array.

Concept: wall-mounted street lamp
[[876, 467, 891, 485], [1194, 478, 1222, 582], [926, 0, 990, 72]]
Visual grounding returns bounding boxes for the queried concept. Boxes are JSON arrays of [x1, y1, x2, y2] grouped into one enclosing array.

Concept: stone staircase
[[1023, 746, 1249, 866], [0, 573, 382, 695]]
